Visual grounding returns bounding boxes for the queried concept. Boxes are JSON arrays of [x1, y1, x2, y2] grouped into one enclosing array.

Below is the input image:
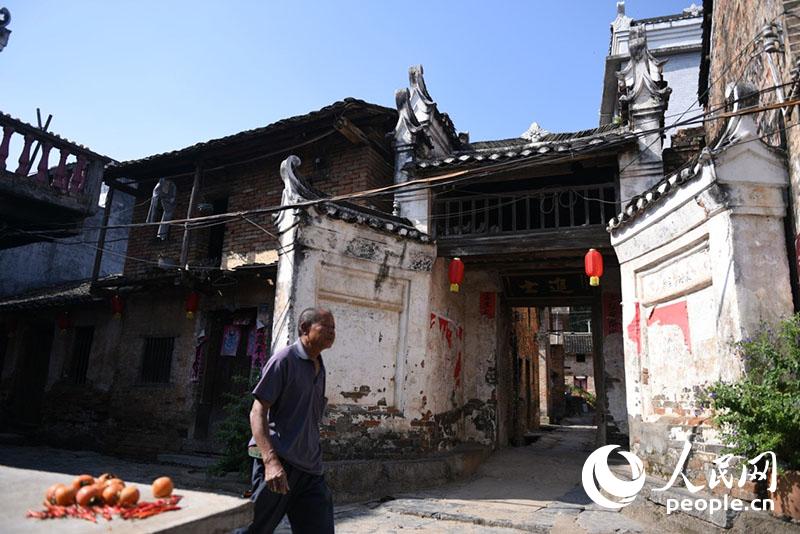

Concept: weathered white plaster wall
[[611, 131, 792, 477], [270, 205, 501, 456]]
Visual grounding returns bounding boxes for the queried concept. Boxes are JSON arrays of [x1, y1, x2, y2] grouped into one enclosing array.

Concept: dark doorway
[[502, 270, 607, 446], [194, 308, 260, 445], [8, 322, 54, 429]]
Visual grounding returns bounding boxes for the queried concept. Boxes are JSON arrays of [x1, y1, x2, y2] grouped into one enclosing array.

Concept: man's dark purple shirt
[[249, 340, 326, 475]]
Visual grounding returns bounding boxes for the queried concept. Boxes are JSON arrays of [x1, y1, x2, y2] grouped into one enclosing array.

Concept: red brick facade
[[123, 133, 393, 279]]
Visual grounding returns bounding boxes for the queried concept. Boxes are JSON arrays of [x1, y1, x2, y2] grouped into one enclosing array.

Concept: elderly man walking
[[238, 307, 336, 533]]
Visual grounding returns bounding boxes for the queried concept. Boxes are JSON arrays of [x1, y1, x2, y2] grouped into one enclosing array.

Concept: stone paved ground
[[272, 419, 651, 533], [9, 422, 792, 533], [1, 422, 652, 533]]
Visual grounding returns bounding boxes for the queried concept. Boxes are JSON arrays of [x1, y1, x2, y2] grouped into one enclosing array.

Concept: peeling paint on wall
[[341, 385, 371, 400], [626, 301, 641, 355], [647, 300, 691, 353]]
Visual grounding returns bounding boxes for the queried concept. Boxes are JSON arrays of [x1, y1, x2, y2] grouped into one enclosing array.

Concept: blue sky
[[2, 1, 695, 162]]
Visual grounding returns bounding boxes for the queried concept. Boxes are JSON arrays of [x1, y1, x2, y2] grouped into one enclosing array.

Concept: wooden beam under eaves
[[334, 116, 370, 145]]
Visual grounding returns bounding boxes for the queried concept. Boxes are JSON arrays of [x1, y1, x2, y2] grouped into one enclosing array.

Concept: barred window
[[141, 337, 174, 383], [69, 326, 94, 385]]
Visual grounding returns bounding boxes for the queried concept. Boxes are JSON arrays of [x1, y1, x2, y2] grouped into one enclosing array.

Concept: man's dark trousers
[[239, 458, 334, 534]]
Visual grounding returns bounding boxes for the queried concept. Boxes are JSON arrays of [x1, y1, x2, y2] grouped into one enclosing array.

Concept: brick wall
[[124, 135, 393, 279], [704, 0, 800, 303]]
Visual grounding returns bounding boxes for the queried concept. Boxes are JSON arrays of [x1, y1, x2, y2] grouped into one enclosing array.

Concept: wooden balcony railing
[[0, 112, 110, 205], [433, 184, 617, 239]]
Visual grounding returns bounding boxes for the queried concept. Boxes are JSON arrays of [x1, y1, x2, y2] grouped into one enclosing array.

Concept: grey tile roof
[[631, 10, 703, 27], [314, 200, 431, 243], [606, 160, 703, 231], [107, 98, 396, 176], [415, 124, 636, 171], [0, 279, 98, 312]]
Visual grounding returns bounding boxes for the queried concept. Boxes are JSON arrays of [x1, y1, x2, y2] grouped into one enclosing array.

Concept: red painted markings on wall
[[647, 300, 692, 353], [431, 313, 464, 389], [438, 317, 454, 348], [626, 302, 641, 355]]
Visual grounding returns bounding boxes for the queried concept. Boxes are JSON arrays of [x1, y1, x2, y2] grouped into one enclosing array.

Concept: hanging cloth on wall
[[249, 320, 268, 369], [190, 329, 207, 382], [146, 178, 177, 240]]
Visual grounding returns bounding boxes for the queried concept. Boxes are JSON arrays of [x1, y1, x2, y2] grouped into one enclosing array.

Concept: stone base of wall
[[37, 383, 193, 460], [629, 416, 766, 503], [325, 443, 491, 503], [322, 399, 496, 460]]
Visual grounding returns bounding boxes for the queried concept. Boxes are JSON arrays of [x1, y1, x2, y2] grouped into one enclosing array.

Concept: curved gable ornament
[[408, 64, 437, 124], [617, 27, 671, 114], [280, 155, 306, 206], [393, 88, 425, 147], [275, 155, 324, 227]]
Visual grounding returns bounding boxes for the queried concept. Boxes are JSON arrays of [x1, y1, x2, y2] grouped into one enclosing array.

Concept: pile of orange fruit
[[28, 473, 179, 522]]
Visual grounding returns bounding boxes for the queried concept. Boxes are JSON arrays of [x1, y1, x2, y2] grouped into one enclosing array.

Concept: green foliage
[[209, 372, 259, 477], [708, 314, 800, 471], [568, 385, 597, 408]]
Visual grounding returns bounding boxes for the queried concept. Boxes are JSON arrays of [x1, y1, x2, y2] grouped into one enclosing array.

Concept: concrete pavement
[[0, 441, 251, 533]]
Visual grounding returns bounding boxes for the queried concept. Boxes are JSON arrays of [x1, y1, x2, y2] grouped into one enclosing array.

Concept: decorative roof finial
[[521, 122, 549, 142], [683, 3, 703, 16], [617, 26, 671, 120], [616, 1, 625, 17]]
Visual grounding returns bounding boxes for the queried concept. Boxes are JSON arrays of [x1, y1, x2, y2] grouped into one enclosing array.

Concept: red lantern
[[111, 294, 124, 319], [185, 291, 200, 319], [56, 312, 72, 332], [449, 257, 465, 293], [585, 248, 604, 287]]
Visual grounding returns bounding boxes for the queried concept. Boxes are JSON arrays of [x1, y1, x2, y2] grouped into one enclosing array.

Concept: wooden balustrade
[[433, 184, 618, 238], [0, 112, 110, 199]]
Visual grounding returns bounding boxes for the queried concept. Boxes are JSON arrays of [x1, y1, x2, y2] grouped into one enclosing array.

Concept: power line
[[12, 112, 799, 273], [19, 93, 790, 239], [7, 24, 793, 242]]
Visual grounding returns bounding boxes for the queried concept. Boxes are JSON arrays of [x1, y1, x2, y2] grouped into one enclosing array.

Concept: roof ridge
[[110, 98, 396, 172]]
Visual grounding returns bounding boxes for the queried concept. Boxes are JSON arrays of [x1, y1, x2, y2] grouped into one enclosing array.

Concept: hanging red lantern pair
[[584, 248, 604, 287], [449, 257, 465, 292]]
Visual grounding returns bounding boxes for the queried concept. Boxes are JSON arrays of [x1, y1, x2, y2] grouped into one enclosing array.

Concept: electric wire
[[5, 22, 795, 271]]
